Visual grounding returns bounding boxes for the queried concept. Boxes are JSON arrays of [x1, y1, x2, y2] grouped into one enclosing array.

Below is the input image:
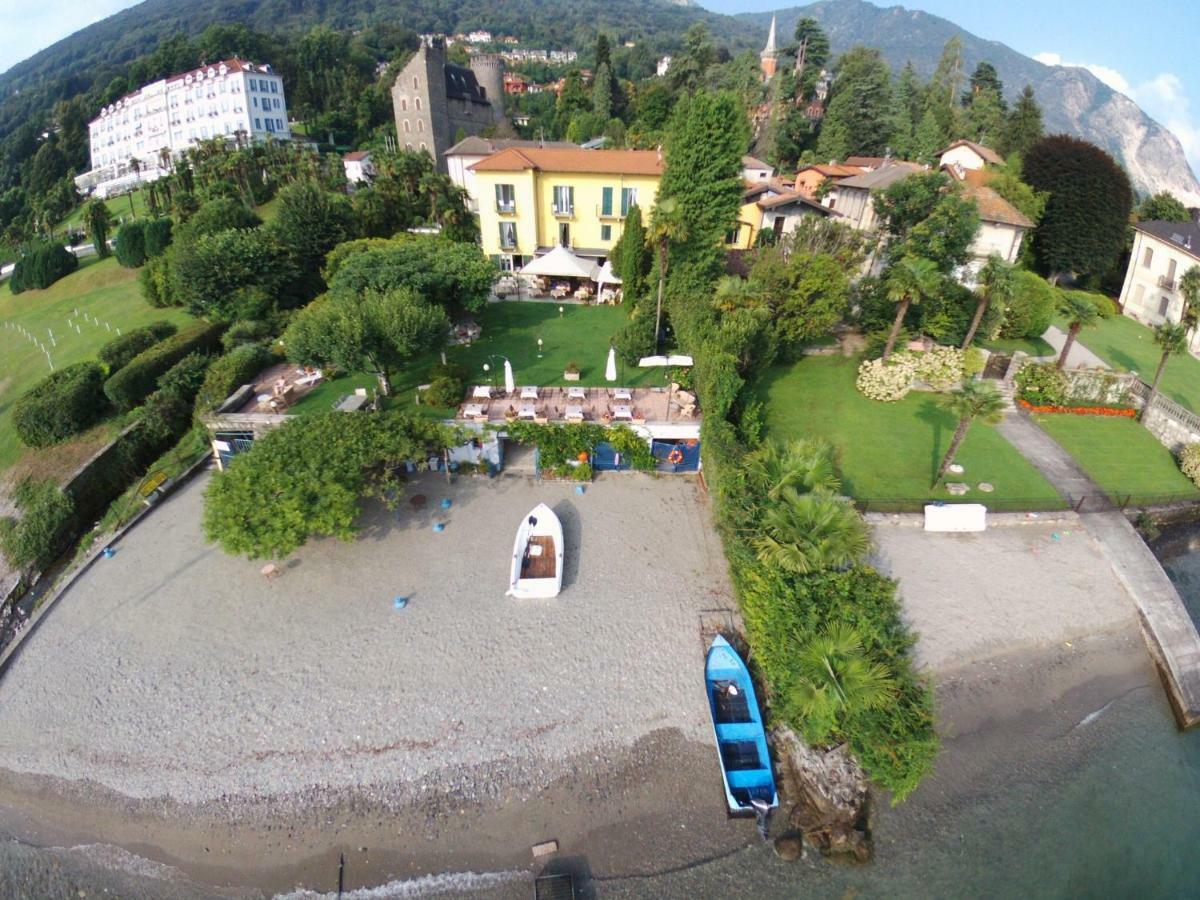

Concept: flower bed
[[1017, 399, 1136, 417], [856, 346, 966, 402]]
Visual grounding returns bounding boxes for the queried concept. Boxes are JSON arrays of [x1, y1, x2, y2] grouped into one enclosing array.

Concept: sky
[[2, 0, 1197, 172], [702, 0, 1200, 175]]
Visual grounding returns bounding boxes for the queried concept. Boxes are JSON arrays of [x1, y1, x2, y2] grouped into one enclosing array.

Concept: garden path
[[1040, 325, 1111, 370], [999, 408, 1200, 726]]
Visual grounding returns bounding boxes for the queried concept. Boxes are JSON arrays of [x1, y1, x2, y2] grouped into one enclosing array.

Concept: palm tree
[[962, 254, 1016, 348], [881, 255, 940, 363], [786, 624, 896, 743], [1179, 265, 1200, 333], [1055, 291, 1100, 369], [745, 438, 838, 501], [649, 196, 689, 353], [754, 488, 869, 575], [934, 380, 1007, 484], [1141, 322, 1189, 421], [82, 199, 113, 259]]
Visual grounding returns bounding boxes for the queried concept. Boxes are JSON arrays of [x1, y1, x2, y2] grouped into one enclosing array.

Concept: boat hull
[[507, 503, 565, 598], [705, 635, 778, 815]]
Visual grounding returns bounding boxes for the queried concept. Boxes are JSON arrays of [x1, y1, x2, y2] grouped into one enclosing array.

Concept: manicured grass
[[288, 372, 379, 415], [57, 189, 150, 235], [1034, 414, 1200, 504], [756, 355, 1065, 510], [0, 256, 194, 473], [982, 335, 1055, 358], [1067, 313, 1200, 414]]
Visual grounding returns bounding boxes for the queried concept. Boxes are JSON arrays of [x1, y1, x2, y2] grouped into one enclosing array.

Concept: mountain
[[741, 0, 1200, 204]]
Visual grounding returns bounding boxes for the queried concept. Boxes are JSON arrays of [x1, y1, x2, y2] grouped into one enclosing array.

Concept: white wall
[[1119, 230, 1200, 349], [447, 153, 487, 211], [940, 145, 987, 171], [970, 221, 1025, 264]]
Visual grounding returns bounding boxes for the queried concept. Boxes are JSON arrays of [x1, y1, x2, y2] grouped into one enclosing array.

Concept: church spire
[[760, 15, 778, 80]]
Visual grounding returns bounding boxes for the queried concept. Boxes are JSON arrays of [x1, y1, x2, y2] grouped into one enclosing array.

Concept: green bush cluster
[[424, 362, 468, 409], [503, 421, 655, 478], [114, 218, 172, 268], [1000, 271, 1058, 340], [0, 479, 76, 571], [1014, 362, 1069, 406], [98, 320, 178, 372], [194, 343, 274, 413], [1180, 444, 1200, 488], [9, 242, 78, 293], [11, 362, 108, 447], [103, 321, 226, 412]]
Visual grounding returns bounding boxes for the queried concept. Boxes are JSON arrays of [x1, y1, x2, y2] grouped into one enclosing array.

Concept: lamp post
[[482, 362, 492, 386], [558, 305, 564, 318], [537, 337, 544, 359]]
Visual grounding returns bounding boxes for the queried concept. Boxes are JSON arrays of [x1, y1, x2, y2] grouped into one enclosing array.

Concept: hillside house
[[1119, 219, 1200, 351]]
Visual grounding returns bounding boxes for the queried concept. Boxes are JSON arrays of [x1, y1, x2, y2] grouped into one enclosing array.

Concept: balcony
[[552, 205, 574, 218], [1158, 275, 1177, 291], [495, 202, 516, 215]]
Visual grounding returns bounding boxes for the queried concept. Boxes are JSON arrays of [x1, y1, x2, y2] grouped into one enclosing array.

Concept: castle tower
[[760, 15, 778, 81], [469, 55, 507, 125]]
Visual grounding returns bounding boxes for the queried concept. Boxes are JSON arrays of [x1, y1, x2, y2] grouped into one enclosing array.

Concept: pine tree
[[1000, 86, 1043, 158], [888, 63, 923, 159], [613, 204, 649, 301], [926, 37, 966, 134], [913, 108, 946, 164], [964, 87, 1006, 147], [964, 62, 1005, 108], [792, 17, 830, 99], [815, 47, 893, 160], [593, 63, 613, 121]]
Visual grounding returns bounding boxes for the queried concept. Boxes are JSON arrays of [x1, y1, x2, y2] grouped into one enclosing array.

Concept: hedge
[[98, 321, 178, 372], [0, 479, 76, 571], [143, 218, 173, 258], [103, 321, 226, 412], [9, 242, 78, 293], [11, 362, 108, 447], [194, 343, 273, 413], [114, 221, 147, 267]]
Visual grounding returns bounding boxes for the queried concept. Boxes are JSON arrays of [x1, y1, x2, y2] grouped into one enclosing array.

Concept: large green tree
[[963, 254, 1017, 348], [815, 47, 893, 160], [83, 199, 113, 259], [999, 86, 1043, 158], [1023, 135, 1133, 282], [269, 179, 356, 294], [612, 204, 649, 302], [881, 255, 941, 362], [934, 380, 1006, 483], [283, 286, 447, 395], [1142, 322, 1190, 420], [1137, 191, 1192, 223]]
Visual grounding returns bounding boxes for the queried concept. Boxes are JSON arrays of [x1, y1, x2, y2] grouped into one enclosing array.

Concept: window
[[601, 186, 613, 217], [420, 141, 427, 151], [495, 183, 516, 213], [416, 97, 422, 110], [277, 119, 283, 130], [413, 76, 419, 89], [403, 120, 410, 133], [417, 120, 424, 133], [249, 78, 257, 90], [1143, 246, 1155, 268], [1159, 296, 1171, 317], [271, 81, 278, 94], [558, 222, 570, 247], [601, 224, 612, 241], [498, 254, 515, 272], [401, 98, 407, 111], [254, 118, 261, 129], [620, 187, 637, 216], [499, 222, 517, 248], [725, 225, 741, 245], [252, 97, 258, 108], [406, 142, 413, 150], [1167, 258, 1178, 282], [553, 185, 574, 215], [1133, 284, 1146, 307]]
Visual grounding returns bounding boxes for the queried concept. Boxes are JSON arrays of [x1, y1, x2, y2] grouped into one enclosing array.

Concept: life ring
[[667, 447, 685, 466]]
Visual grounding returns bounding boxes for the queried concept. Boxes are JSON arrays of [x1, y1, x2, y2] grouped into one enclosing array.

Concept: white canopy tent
[[605, 346, 618, 382], [519, 246, 599, 280], [637, 354, 694, 367]]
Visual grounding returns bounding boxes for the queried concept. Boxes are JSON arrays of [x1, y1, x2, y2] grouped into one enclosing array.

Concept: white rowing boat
[[507, 503, 564, 598]]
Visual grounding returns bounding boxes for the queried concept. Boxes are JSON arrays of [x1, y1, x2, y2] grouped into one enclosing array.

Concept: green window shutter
[[601, 187, 613, 217]]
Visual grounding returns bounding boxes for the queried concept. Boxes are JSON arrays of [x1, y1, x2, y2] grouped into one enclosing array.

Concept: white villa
[[76, 58, 291, 199], [1119, 219, 1200, 350]]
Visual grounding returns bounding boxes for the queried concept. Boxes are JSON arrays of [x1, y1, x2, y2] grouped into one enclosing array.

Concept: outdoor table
[[518, 405, 538, 419], [520, 386, 539, 399], [567, 387, 587, 400], [472, 385, 492, 399], [612, 405, 632, 420], [565, 405, 584, 421], [613, 388, 633, 401], [335, 394, 369, 412], [463, 403, 485, 418], [256, 393, 272, 404]]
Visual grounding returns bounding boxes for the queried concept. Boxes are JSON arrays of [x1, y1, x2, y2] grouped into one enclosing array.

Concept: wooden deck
[[520, 536, 557, 580]]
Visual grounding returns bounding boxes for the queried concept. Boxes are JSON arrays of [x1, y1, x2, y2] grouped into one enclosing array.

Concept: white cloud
[[1037, 51, 1200, 180]]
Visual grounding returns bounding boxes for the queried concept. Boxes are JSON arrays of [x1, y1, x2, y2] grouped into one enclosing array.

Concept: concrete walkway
[[999, 409, 1200, 726], [1041, 325, 1111, 370]]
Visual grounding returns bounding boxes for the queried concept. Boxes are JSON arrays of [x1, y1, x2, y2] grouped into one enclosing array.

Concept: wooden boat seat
[[520, 536, 557, 579]]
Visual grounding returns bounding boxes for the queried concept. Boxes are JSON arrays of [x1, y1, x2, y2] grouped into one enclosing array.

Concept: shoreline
[[0, 623, 1159, 898]]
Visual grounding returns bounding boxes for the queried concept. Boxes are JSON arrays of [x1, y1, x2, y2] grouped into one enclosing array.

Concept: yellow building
[[471, 147, 664, 270]]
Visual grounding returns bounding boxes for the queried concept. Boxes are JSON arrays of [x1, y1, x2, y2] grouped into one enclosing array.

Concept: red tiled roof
[[343, 150, 371, 161], [469, 147, 664, 176]]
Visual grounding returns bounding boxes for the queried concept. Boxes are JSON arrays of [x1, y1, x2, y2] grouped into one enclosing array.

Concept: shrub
[[98, 321, 178, 372], [139, 253, 175, 306], [9, 242, 78, 293], [1014, 362, 1069, 406], [114, 221, 147, 267], [912, 346, 965, 389], [425, 375, 465, 408], [157, 352, 212, 402], [1001, 271, 1058, 339], [856, 357, 914, 402], [963, 347, 987, 378], [221, 320, 274, 350], [195, 343, 273, 412], [103, 321, 226, 412], [614, 309, 657, 364], [857, 347, 966, 401], [142, 217, 173, 258], [0, 479, 76, 571], [1180, 444, 1200, 488], [11, 362, 108, 447]]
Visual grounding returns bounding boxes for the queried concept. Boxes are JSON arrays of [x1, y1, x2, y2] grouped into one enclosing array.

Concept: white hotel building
[[76, 59, 291, 198]]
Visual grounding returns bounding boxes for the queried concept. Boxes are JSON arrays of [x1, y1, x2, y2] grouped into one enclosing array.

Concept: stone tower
[[760, 15, 778, 81], [469, 55, 506, 124]]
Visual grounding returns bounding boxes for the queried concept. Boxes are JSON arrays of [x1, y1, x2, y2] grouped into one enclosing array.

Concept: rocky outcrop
[[770, 726, 871, 862]]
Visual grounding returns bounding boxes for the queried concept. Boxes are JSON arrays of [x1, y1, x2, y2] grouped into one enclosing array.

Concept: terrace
[[454, 383, 698, 426]]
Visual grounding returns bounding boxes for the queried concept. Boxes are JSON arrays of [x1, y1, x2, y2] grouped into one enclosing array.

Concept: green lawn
[[0, 256, 194, 472], [756, 355, 1065, 510], [57, 189, 150, 235], [1068, 313, 1200, 414], [1034, 414, 1200, 504], [982, 335, 1055, 357]]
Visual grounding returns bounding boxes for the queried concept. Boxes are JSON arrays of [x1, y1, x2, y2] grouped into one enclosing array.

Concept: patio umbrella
[[666, 354, 694, 366], [605, 346, 618, 382], [637, 355, 670, 367], [519, 245, 599, 279], [593, 260, 622, 285], [504, 358, 515, 395]]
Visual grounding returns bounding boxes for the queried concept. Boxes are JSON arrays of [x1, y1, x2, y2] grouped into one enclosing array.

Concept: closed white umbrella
[[666, 354, 694, 366], [504, 358, 515, 395], [605, 346, 618, 382], [637, 355, 670, 367]]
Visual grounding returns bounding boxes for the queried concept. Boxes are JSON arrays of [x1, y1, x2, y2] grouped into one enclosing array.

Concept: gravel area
[[871, 514, 1138, 672], [0, 472, 734, 806]]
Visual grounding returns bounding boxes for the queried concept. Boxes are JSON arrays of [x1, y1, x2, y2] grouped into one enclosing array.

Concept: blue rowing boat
[[705, 635, 778, 816]]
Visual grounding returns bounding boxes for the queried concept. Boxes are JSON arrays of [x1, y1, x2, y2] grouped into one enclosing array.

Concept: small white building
[[76, 58, 290, 199], [343, 150, 375, 186], [1119, 220, 1200, 350], [741, 155, 774, 183], [467, 30, 494, 44], [657, 56, 672, 77], [938, 139, 1003, 172]]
